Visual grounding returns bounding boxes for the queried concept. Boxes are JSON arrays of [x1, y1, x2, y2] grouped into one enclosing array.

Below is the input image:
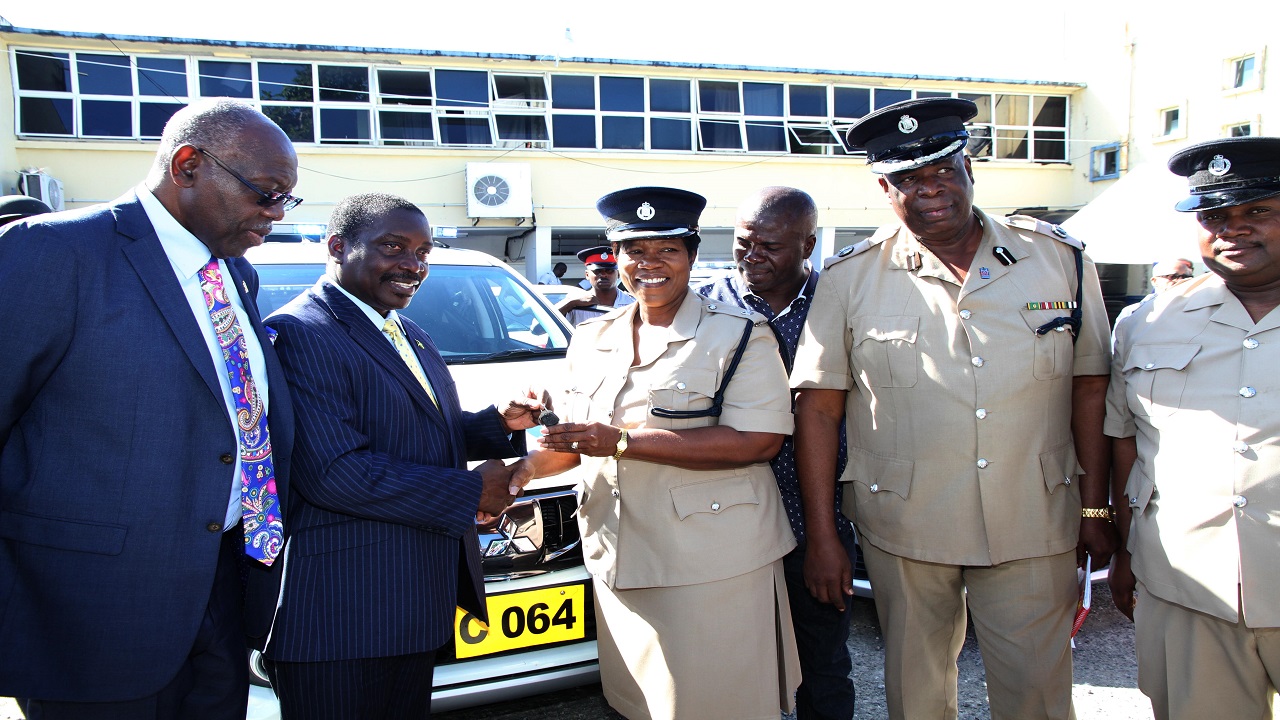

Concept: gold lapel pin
[[241, 280, 249, 294], [415, 339, 425, 349]]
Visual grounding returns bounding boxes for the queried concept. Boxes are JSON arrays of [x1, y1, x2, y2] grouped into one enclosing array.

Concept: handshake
[[474, 458, 536, 519]]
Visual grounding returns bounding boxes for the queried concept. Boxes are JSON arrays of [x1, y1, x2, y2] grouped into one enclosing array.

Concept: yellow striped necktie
[[382, 318, 440, 410]]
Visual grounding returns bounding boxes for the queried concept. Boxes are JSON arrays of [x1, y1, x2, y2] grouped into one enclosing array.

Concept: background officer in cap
[[1105, 136, 1280, 720], [508, 186, 801, 720], [556, 245, 635, 326], [791, 97, 1115, 720], [0, 195, 52, 228]]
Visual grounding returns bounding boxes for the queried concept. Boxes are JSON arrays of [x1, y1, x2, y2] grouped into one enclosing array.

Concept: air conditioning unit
[[19, 171, 65, 211], [465, 163, 532, 219]]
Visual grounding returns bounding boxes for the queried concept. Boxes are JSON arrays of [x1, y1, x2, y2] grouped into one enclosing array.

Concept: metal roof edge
[[0, 25, 1086, 89]]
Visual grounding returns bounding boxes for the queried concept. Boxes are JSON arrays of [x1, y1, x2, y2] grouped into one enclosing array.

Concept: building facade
[[0, 25, 1094, 282]]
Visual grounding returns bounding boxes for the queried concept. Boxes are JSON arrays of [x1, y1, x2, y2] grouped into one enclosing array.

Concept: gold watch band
[[1081, 507, 1113, 520], [613, 428, 628, 461]]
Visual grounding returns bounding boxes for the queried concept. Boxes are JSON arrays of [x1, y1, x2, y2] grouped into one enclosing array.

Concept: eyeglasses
[[1156, 273, 1193, 281], [196, 147, 303, 211]]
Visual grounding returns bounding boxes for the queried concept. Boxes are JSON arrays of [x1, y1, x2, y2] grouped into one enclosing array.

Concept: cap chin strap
[[871, 139, 967, 175]]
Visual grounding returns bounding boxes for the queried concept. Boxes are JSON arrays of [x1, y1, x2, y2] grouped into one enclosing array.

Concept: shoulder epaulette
[[702, 298, 767, 325], [823, 227, 891, 269], [1004, 214, 1085, 251]]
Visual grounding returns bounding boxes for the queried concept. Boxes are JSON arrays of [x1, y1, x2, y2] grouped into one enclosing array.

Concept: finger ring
[[571, 441, 580, 450]]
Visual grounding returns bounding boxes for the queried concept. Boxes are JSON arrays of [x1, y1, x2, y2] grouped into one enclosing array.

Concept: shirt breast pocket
[[566, 373, 608, 423], [646, 368, 719, 430], [1122, 344, 1200, 417], [1019, 308, 1075, 380], [850, 316, 919, 388]]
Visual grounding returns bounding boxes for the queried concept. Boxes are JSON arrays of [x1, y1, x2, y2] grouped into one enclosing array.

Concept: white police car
[[243, 237, 597, 714]]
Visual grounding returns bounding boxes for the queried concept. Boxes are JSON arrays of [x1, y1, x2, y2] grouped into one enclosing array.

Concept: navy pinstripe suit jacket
[[265, 279, 518, 662]]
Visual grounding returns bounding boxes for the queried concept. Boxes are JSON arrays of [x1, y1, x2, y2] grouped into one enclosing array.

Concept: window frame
[[7, 47, 1071, 162], [1089, 142, 1121, 182]]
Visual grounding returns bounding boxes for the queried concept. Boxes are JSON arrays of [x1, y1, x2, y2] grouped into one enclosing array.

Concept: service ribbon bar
[[1026, 301, 1079, 310]]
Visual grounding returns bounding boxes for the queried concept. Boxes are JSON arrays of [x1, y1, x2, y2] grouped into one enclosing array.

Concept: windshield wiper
[[449, 347, 567, 365]]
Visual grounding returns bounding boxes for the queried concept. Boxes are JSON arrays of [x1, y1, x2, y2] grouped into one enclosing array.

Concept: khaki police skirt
[[593, 559, 800, 720]]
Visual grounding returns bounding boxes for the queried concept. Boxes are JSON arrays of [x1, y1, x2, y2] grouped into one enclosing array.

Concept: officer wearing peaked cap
[[791, 97, 1115, 720], [556, 245, 635, 326], [506, 186, 801, 719], [1105, 136, 1280, 720]]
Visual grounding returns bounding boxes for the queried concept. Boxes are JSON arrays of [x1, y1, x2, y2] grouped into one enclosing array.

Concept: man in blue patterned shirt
[[697, 186, 857, 720]]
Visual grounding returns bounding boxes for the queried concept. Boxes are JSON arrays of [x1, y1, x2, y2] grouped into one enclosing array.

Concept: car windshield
[[255, 263, 571, 363]]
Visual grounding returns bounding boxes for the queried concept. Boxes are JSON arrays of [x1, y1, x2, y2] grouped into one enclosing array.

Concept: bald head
[[146, 99, 299, 259], [737, 186, 818, 235], [148, 99, 290, 184], [733, 186, 818, 312]]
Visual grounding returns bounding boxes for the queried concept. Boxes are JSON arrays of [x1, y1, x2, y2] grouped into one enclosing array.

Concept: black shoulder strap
[[1034, 246, 1084, 343], [651, 317, 755, 419]]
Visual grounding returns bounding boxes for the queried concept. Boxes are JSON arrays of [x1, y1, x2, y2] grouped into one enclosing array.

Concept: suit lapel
[[115, 195, 224, 406], [313, 281, 447, 428]]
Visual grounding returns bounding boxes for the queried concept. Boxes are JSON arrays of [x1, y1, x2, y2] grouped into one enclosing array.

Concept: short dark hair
[[328, 193, 424, 244]]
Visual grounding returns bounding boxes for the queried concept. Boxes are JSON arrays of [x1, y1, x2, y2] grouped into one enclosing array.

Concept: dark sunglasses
[[196, 147, 303, 211]]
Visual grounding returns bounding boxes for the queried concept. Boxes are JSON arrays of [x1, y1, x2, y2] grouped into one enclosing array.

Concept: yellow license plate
[[453, 583, 586, 659]]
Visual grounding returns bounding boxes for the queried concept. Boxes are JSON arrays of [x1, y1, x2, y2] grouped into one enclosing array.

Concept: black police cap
[[0, 194, 53, 224], [596, 187, 707, 242], [576, 245, 618, 267], [1168, 136, 1280, 212], [845, 97, 978, 174]]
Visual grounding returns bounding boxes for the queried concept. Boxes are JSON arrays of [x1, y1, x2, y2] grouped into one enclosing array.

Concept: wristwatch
[[1081, 507, 1113, 520], [613, 428, 628, 461]]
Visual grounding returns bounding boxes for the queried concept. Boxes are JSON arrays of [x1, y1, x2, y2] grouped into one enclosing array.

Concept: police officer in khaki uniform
[[1106, 136, 1280, 720], [509, 187, 800, 720], [791, 98, 1116, 720]]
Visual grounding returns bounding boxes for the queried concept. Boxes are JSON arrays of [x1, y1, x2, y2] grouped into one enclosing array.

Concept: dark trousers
[[782, 532, 859, 720], [265, 651, 437, 720], [20, 527, 250, 720]]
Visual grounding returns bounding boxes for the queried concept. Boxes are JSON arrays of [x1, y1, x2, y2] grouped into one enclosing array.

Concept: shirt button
[[1234, 495, 1247, 508], [1244, 338, 1260, 349], [676, 382, 686, 390], [220, 453, 234, 464], [975, 408, 987, 419], [971, 357, 985, 368], [207, 523, 222, 533], [869, 483, 879, 493], [611, 489, 620, 498], [1240, 387, 1257, 398], [1144, 362, 1155, 370], [711, 502, 721, 511], [1234, 440, 1250, 454], [960, 309, 972, 320], [977, 458, 989, 469]]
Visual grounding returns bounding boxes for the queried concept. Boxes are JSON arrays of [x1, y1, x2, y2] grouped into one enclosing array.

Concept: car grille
[[477, 488, 582, 579]]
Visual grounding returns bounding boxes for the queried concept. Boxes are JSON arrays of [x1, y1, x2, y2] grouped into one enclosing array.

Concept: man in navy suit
[[0, 99, 298, 719], [263, 193, 536, 719]]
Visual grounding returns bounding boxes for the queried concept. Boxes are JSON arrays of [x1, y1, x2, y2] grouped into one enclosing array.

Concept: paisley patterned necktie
[[198, 259, 283, 566], [383, 317, 440, 410]]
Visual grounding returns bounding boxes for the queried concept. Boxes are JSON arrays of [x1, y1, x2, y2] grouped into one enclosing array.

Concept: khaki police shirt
[[564, 291, 796, 589], [791, 208, 1111, 566], [1105, 273, 1280, 627]]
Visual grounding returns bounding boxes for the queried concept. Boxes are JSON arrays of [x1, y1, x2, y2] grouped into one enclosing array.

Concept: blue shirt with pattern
[[696, 271, 851, 545]]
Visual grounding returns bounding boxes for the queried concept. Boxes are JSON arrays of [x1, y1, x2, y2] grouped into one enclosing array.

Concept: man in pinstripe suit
[[263, 193, 537, 719]]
